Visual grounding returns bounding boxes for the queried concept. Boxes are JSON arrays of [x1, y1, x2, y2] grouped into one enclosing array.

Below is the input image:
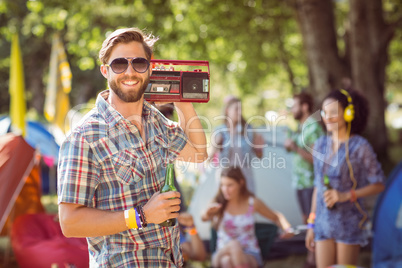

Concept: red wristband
[[350, 189, 357, 202]]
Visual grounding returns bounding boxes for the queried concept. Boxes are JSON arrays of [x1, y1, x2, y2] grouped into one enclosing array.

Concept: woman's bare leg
[[212, 240, 248, 267], [315, 239, 336, 268], [336, 242, 360, 266]]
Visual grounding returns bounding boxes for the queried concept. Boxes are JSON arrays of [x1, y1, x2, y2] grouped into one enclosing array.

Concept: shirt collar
[[96, 90, 158, 128]]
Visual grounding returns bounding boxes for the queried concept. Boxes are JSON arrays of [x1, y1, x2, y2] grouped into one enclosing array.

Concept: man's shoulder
[[148, 105, 179, 131], [303, 117, 323, 130], [66, 108, 108, 143]]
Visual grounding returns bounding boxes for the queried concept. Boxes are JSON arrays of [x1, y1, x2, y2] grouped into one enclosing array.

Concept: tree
[[293, 0, 402, 159], [1, 0, 400, 160]]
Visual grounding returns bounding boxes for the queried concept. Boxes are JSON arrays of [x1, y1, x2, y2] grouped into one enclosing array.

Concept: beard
[[109, 75, 150, 103], [293, 109, 303, 121]]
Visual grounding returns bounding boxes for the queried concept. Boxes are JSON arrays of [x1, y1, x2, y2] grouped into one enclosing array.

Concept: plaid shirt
[[290, 117, 324, 189], [58, 90, 188, 267]]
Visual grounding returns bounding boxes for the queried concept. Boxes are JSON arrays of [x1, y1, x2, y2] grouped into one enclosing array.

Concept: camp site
[[1, 1, 402, 267]]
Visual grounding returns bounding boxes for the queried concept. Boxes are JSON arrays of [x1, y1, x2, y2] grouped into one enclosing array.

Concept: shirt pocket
[[112, 150, 144, 185], [147, 134, 169, 168]]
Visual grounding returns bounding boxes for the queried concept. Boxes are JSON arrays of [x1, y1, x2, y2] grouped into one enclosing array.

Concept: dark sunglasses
[[105, 57, 150, 74]]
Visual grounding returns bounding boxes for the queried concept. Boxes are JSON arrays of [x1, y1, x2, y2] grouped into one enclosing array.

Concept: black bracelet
[[137, 206, 148, 228]]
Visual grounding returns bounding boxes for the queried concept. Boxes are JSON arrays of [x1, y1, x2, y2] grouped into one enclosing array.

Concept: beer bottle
[[323, 175, 336, 210], [159, 163, 177, 227]]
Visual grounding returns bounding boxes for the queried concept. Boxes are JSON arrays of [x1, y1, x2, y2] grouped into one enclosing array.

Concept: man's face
[[291, 98, 303, 120], [104, 41, 151, 103]]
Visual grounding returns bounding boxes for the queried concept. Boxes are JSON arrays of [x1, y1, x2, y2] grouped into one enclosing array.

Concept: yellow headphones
[[340, 89, 367, 228], [340, 89, 355, 122]]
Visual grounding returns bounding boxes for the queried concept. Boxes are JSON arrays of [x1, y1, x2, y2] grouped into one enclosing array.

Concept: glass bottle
[[159, 163, 177, 227], [323, 175, 336, 210]]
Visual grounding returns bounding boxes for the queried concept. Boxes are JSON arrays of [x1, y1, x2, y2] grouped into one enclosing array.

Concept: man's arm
[[174, 102, 207, 163], [59, 203, 127, 237], [59, 191, 181, 237], [284, 138, 314, 164]]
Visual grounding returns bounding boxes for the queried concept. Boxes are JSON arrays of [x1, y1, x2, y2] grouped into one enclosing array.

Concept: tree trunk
[[28, 66, 46, 115], [295, 0, 349, 103], [294, 0, 390, 160], [349, 0, 389, 159], [25, 37, 51, 117]]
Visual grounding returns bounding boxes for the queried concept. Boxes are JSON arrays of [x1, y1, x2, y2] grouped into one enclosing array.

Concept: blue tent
[[0, 116, 60, 194], [0, 116, 60, 162], [372, 161, 402, 267]]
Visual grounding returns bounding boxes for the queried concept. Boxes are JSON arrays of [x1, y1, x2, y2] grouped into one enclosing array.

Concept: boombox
[[144, 60, 210, 103]]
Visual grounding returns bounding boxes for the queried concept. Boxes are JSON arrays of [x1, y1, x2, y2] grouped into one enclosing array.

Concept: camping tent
[[0, 116, 61, 194], [372, 161, 402, 267], [0, 116, 60, 162], [188, 126, 303, 240], [0, 133, 44, 236]]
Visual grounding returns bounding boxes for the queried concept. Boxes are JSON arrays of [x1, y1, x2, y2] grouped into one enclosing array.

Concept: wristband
[[307, 223, 315, 229], [186, 227, 198, 236], [285, 227, 294, 233], [307, 212, 316, 224], [125, 208, 139, 229], [124, 209, 130, 229], [350, 189, 357, 202], [135, 208, 142, 229]]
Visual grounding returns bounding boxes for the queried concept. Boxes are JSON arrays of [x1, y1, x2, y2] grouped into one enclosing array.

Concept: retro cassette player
[[144, 60, 210, 103]]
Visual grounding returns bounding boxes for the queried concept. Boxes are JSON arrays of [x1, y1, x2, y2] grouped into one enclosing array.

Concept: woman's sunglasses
[[105, 57, 150, 74]]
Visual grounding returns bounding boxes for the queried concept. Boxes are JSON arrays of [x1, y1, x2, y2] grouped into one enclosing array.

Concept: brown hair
[[212, 166, 252, 229], [223, 97, 247, 137], [98, 28, 159, 64], [323, 89, 369, 135], [294, 91, 314, 113]]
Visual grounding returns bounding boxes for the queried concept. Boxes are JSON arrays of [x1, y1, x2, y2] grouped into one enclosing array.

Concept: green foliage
[[0, 0, 400, 129]]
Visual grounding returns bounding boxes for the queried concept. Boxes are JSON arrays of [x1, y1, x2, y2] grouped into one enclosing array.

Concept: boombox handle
[[150, 59, 210, 74]]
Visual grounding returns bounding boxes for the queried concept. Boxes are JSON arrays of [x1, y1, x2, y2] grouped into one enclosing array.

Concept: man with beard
[[284, 91, 323, 268], [57, 28, 208, 267]]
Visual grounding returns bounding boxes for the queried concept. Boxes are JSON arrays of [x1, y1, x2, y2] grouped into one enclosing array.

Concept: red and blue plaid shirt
[[58, 90, 187, 267]]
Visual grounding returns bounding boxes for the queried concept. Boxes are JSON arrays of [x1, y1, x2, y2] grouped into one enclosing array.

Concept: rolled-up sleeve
[[57, 133, 100, 207]]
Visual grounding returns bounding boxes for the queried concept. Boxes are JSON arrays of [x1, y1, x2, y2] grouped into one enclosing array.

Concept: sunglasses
[[105, 57, 150, 74]]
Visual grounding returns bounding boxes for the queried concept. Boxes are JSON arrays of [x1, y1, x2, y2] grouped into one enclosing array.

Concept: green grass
[[41, 194, 59, 214]]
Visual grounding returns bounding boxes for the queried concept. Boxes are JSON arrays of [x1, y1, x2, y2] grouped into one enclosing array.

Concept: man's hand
[[142, 191, 181, 224], [284, 138, 297, 152]]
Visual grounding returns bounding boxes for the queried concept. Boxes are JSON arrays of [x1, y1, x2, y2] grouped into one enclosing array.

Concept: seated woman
[[178, 212, 207, 266], [201, 166, 293, 268]]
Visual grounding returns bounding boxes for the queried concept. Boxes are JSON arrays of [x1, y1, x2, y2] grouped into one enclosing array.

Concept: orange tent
[[0, 133, 44, 236]]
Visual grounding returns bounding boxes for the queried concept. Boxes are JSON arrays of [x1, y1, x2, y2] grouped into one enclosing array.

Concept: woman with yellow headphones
[[305, 89, 385, 268]]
